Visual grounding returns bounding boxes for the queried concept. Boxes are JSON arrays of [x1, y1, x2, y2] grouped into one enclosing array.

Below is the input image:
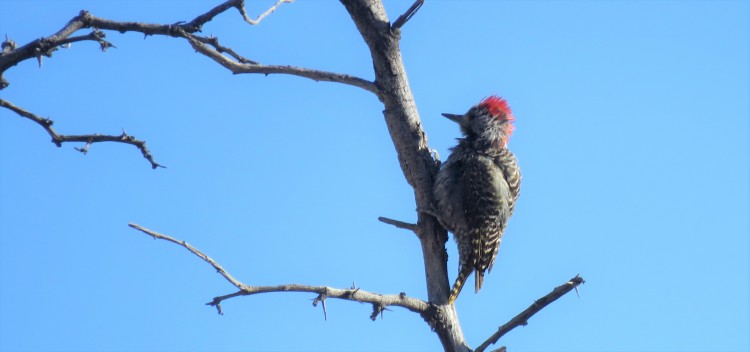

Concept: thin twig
[[237, 0, 294, 25], [129, 223, 245, 289], [378, 216, 417, 232], [0, 98, 163, 169], [475, 275, 586, 352], [312, 292, 328, 320], [58, 29, 115, 52], [392, 0, 424, 30]]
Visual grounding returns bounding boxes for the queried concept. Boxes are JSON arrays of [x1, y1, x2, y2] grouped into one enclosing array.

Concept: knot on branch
[[206, 298, 224, 315], [74, 137, 94, 154], [569, 274, 585, 286], [342, 286, 361, 301], [89, 29, 115, 51], [180, 22, 203, 33], [2, 35, 16, 54], [77, 10, 93, 26], [420, 304, 447, 332], [370, 302, 386, 321], [312, 292, 326, 307], [34, 39, 56, 63], [167, 22, 188, 37], [120, 132, 135, 142]]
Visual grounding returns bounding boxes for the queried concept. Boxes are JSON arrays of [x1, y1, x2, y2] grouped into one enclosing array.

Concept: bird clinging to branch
[[433, 95, 521, 304]]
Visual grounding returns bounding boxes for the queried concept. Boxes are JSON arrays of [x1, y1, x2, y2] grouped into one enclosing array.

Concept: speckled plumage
[[433, 96, 521, 304]]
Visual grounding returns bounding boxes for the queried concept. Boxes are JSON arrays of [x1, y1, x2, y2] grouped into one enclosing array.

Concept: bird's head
[[442, 95, 515, 147]]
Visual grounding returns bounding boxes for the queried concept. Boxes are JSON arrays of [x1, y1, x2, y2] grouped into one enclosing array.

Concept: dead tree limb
[[0, 98, 163, 168], [378, 216, 418, 233], [0, 0, 373, 166], [128, 223, 430, 319], [475, 275, 586, 352], [177, 29, 377, 93]]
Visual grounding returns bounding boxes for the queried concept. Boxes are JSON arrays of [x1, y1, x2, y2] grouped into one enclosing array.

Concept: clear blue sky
[[1, 1, 748, 351]]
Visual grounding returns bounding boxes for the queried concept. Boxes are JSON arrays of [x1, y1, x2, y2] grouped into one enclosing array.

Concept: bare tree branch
[[0, 98, 163, 169], [0, 0, 372, 169], [82, 7, 377, 93], [178, 30, 378, 94], [128, 223, 430, 318], [0, 1, 375, 93], [392, 0, 424, 30], [475, 275, 586, 352], [205, 283, 429, 318]]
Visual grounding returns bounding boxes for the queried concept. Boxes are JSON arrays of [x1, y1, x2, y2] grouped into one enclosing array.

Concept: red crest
[[479, 95, 513, 121]]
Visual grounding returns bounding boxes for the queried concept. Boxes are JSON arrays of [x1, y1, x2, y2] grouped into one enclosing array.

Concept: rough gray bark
[[339, 1, 469, 350]]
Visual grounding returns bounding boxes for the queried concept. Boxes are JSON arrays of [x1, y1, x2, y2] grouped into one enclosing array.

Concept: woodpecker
[[433, 95, 521, 304]]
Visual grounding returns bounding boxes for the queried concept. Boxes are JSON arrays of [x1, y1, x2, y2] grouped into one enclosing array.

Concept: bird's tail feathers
[[475, 269, 484, 293], [448, 265, 474, 304]]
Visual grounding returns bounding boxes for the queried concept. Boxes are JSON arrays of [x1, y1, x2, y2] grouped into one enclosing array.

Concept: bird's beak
[[441, 113, 463, 124]]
